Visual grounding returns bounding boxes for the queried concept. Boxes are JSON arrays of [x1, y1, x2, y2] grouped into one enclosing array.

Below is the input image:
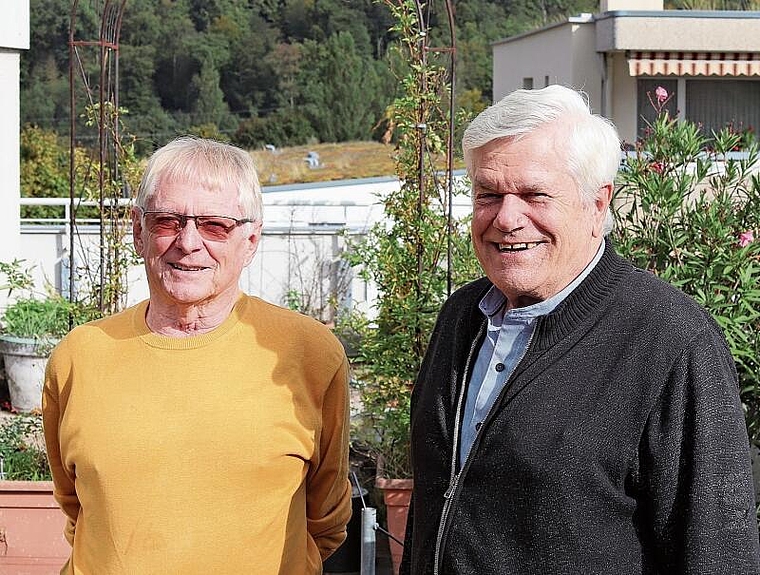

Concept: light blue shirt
[[458, 242, 606, 465]]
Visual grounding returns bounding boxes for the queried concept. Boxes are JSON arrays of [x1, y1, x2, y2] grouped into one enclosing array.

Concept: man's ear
[[132, 207, 145, 256], [592, 183, 613, 238], [242, 221, 262, 267]]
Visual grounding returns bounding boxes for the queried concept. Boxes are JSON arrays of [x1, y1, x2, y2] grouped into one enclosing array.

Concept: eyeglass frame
[[139, 209, 256, 241]]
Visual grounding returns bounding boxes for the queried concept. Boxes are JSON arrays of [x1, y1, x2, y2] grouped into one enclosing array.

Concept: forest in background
[[21, 0, 760, 153]]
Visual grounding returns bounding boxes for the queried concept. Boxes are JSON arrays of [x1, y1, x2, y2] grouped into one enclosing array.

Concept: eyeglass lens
[[143, 212, 242, 241]]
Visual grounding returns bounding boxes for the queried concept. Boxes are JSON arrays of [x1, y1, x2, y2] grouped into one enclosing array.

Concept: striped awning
[[627, 52, 760, 77]]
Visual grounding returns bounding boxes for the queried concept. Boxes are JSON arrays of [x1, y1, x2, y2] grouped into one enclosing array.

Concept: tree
[[298, 32, 390, 142], [190, 57, 232, 129]]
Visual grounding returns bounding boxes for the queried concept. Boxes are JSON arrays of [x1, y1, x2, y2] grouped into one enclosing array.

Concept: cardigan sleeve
[[637, 323, 760, 573], [305, 354, 352, 560], [42, 339, 79, 548]]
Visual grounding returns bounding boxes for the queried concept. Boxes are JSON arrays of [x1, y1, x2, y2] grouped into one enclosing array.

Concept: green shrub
[[614, 88, 760, 441], [233, 109, 316, 149], [2, 297, 99, 340], [0, 414, 51, 481]]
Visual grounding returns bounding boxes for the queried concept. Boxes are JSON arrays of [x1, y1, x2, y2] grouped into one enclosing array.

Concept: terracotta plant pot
[[375, 476, 413, 575], [0, 480, 69, 574]]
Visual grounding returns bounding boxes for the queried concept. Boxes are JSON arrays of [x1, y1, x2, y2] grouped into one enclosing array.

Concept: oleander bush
[[613, 88, 760, 441]]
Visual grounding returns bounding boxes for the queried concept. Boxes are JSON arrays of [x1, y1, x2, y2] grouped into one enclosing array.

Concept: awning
[[627, 52, 760, 77]]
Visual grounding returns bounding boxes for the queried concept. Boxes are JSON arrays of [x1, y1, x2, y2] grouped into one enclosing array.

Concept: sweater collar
[[531, 238, 632, 350]]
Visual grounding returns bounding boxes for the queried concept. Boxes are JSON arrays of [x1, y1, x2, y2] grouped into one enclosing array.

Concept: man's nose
[[174, 219, 204, 251], [493, 194, 527, 233]]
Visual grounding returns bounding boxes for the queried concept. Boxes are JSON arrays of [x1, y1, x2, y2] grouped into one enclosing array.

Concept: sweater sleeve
[[42, 339, 79, 547], [637, 324, 760, 574], [306, 354, 352, 560]]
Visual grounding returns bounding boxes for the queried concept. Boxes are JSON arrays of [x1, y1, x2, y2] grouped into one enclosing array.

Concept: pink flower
[[655, 86, 668, 103], [739, 230, 754, 247]]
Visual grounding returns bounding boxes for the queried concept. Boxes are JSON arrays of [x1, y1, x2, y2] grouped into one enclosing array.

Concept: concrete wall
[[596, 12, 760, 52], [0, 0, 29, 306], [607, 51, 639, 145], [15, 176, 474, 320], [493, 19, 598, 103], [601, 0, 663, 10]]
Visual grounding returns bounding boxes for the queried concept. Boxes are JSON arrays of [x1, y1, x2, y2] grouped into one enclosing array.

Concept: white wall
[[16, 175, 475, 320], [492, 19, 598, 105], [0, 0, 29, 307], [493, 24, 575, 101]]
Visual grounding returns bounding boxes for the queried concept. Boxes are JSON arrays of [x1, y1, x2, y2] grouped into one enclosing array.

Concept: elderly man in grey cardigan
[[401, 85, 760, 575]]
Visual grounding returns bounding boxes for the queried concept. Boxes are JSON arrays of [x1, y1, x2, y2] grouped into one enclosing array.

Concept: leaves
[[614, 98, 760, 441], [346, 0, 480, 479], [0, 414, 51, 481]]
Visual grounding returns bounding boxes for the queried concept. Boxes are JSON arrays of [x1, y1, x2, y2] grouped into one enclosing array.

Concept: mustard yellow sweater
[[43, 295, 351, 575]]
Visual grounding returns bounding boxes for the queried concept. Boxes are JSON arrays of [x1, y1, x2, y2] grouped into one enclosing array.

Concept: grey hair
[[136, 136, 263, 222], [462, 85, 620, 234]]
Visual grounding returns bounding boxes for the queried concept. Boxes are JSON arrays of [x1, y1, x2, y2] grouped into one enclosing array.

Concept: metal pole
[[360, 507, 377, 575]]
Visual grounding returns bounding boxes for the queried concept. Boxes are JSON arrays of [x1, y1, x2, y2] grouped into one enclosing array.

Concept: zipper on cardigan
[[433, 325, 484, 575], [433, 321, 537, 574]]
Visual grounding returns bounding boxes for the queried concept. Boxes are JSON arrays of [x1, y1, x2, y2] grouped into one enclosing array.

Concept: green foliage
[[0, 259, 101, 344], [614, 94, 760, 441], [18, 104, 140, 317], [232, 109, 315, 149], [23, 0, 596, 143], [187, 123, 232, 143], [1, 298, 99, 341], [297, 32, 391, 143], [347, 0, 480, 479], [76, 103, 142, 315], [0, 414, 51, 481], [668, 0, 760, 8], [0, 260, 35, 296]]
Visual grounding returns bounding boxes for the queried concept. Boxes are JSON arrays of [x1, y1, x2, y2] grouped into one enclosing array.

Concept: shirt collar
[[479, 239, 606, 320]]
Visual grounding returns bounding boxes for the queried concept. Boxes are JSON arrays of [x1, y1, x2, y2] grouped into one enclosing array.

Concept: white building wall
[[492, 19, 598, 104], [0, 0, 29, 308], [608, 52, 639, 145], [570, 23, 603, 114], [493, 24, 576, 101], [15, 176, 475, 320]]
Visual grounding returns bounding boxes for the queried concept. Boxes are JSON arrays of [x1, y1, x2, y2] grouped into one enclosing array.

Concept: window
[[685, 79, 760, 137], [637, 78, 760, 142], [522, 77, 534, 89]]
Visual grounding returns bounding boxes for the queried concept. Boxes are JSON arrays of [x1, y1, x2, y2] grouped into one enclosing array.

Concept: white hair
[[462, 85, 620, 234], [136, 136, 263, 222]]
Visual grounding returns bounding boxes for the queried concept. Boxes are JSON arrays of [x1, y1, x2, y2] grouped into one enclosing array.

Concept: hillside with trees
[[21, 0, 757, 153], [21, 0, 600, 151]]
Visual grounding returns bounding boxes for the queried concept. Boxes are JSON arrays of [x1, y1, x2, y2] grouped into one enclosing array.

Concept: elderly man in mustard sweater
[[42, 137, 352, 574]]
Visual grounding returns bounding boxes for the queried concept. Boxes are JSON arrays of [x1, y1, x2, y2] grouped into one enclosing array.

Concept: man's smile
[[169, 262, 211, 271], [497, 241, 545, 252]]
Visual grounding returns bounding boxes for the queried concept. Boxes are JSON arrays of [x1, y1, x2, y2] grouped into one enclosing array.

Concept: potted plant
[[345, 3, 479, 572], [0, 412, 70, 572], [0, 259, 99, 413]]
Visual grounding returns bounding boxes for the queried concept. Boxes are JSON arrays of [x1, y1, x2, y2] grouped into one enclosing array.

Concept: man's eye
[[154, 216, 180, 228], [200, 219, 232, 231]]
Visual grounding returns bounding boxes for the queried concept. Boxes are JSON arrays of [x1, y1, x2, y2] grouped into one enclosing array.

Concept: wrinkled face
[[470, 123, 611, 308], [132, 177, 260, 310]]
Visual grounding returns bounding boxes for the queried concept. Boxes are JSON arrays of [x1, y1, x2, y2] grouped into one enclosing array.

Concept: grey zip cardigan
[[401, 241, 760, 575]]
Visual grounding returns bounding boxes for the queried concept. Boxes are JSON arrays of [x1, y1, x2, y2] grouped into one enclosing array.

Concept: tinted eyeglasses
[[141, 210, 254, 242]]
